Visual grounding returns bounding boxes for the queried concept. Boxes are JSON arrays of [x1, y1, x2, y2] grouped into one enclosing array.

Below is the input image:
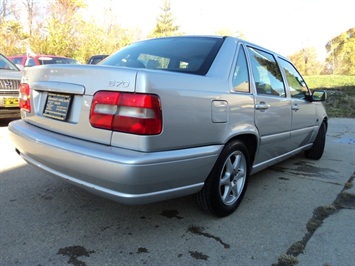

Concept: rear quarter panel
[[110, 37, 257, 152]]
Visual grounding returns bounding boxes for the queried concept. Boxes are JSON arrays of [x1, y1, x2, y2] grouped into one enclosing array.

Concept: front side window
[[279, 58, 310, 99], [248, 47, 285, 97], [232, 47, 250, 93]]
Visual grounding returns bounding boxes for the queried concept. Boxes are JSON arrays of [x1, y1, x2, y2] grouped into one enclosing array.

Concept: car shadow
[[0, 117, 20, 127]]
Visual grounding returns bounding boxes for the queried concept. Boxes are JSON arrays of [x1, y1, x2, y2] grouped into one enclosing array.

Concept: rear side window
[[232, 46, 250, 93], [248, 47, 285, 97], [278, 58, 310, 99], [102, 37, 225, 75]]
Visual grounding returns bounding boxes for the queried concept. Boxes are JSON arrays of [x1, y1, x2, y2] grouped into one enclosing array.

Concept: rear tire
[[305, 122, 326, 160], [196, 140, 250, 217]]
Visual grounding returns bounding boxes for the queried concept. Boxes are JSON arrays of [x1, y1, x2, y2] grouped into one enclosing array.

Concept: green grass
[[304, 75, 355, 118], [305, 75, 355, 89]]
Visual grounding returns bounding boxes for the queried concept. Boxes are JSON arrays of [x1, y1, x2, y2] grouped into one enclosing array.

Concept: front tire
[[196, 140, 250, 217], [305, 122, 326, 160]]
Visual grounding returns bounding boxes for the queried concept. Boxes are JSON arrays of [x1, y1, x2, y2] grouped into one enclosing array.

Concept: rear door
[[247, 46, 292, 164]]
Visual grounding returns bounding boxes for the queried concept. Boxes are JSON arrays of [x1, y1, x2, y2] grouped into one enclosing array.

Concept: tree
[[0, 0, 25, 55], [0, 0, 13, 22], [22, 0, 41, 36], [288, 47, 323, 76], [77, 21, 135, 63], [0, 0, 28, 55], [38, 0, 87, 57], [325, 27, 355, 75], [75, 2, 137, 63], [1, 0, 138, 61], [149, 0, 180, 38], [0, 19, 28, 55]]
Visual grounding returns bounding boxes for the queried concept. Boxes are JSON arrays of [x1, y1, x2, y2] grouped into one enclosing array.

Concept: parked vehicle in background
[[8, 54, 80, 67], [0, 54, 22, 118], [87, 54, 109, 64], [9, 36, 328, 217]]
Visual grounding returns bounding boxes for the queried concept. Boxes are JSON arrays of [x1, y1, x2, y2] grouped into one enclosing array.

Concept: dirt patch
[[57, 245, 95, 266]]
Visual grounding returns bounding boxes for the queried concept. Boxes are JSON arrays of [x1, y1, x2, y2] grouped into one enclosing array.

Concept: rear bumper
[[8, 120, 222, 204]]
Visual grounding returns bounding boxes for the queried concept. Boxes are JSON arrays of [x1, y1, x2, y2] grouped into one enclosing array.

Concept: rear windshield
[[38, 57, 79, 65], [101, 37, 225, 75]]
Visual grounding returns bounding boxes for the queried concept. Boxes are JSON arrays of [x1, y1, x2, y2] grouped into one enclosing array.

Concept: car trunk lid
[[21, 64, 138, 145]]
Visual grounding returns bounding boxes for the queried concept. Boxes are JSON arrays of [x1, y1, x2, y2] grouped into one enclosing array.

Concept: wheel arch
[[322, 116, 328, 131], [225, 133, 258, 167]]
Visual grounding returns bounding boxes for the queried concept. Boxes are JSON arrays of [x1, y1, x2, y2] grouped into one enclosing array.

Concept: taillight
[[19, 83, 31, 112], [90, 91, 162, 135]]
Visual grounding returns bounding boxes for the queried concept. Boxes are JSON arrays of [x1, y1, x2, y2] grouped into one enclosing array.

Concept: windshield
[[101, 36, 225, 75], [0, 54, 20, 71]]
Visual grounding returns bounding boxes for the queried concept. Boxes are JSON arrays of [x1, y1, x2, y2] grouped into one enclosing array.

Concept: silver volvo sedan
[[9, 36, 327, 217]]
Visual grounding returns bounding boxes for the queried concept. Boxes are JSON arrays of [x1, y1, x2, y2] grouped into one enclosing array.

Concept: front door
[[278, 58, 317, 150]]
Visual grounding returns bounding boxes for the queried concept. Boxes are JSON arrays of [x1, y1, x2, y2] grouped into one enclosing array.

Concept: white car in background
[[0, 53, 22, 118]]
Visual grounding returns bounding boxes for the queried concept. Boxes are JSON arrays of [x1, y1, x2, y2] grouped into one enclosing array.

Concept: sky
[[86, 0, 355, 60]]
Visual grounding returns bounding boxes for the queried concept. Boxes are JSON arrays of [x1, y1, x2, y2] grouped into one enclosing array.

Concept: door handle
[[292, 104, 299, 111], [255, 101, 270, 111]]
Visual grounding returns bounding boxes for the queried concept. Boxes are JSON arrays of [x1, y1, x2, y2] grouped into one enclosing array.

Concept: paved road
[[1, 118, 354, 266]]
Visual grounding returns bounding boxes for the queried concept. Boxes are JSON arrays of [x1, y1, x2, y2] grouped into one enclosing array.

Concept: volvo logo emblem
[[5, 81, 12, 88]]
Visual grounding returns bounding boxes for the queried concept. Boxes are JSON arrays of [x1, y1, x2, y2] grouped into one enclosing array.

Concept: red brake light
[[90, 91, 162, 135], [19, 83, 31, 112], [89, 91, 120, 129]]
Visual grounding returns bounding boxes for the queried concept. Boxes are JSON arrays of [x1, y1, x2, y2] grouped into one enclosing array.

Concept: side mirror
[[311, 90, 327, 102]]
